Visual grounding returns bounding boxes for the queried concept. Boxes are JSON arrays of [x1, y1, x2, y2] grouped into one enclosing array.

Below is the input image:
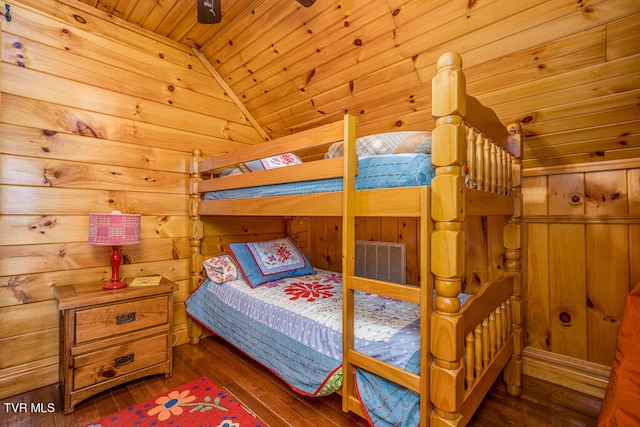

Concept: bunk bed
[[185, 52, 523, 426]]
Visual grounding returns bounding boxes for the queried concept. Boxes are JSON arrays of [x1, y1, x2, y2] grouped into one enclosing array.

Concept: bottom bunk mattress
[[185, 268, 471, 427]]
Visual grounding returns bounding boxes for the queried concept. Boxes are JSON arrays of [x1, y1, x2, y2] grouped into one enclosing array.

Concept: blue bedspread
[[204, 153, 434, 200], [185, 269, 471, 427]]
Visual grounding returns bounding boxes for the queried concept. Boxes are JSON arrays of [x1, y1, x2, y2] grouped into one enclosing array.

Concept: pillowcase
[[325, 131, 432, 158], [228, 237, 315, 287], [238, 153, 303, 173], [219, 168, 243, 177], [203, 255, 239, 284], [393, 132, 432, 154]]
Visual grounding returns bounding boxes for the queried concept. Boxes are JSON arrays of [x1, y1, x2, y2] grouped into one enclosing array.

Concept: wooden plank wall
[[523, 165, 640, 395], [201, 216, 288, 259], [290, 215, 505, 293], [199, 0, 640, 171], [0, 1, 264, 398]]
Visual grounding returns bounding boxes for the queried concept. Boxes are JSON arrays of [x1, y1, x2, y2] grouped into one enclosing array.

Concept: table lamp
[[88, 211, 141, 290]]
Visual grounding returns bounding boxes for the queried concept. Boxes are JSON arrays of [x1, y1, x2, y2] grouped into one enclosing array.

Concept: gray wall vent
[[354, 240, 406, 285]]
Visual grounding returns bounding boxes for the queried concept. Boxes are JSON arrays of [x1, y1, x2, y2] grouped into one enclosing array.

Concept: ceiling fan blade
[[296, 0, 316, 6], [198, 0, 221, 24]]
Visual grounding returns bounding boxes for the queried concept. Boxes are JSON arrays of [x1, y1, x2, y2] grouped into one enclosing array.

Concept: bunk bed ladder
[[341, 112, 359, 416], [341, 114, 432, 426]]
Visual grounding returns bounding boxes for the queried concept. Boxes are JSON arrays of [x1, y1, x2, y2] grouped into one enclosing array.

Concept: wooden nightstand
[[55, 277, 176, 414]]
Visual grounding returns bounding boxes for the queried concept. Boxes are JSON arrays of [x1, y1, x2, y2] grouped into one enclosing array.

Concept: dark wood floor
[[1, 335, 602, 426]]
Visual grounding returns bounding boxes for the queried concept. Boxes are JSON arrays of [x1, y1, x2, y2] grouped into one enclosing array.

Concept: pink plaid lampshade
[[88, 212, 141, 246]]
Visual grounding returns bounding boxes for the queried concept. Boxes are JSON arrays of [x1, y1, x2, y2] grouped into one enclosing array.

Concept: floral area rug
[[86, 377, 264, 427]]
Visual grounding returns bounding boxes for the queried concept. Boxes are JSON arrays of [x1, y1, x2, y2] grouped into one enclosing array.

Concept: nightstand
[[55, 277, 176, 414]]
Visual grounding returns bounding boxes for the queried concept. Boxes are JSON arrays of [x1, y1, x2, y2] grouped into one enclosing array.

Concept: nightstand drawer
[[74, 296, 169, 344], [73, 333, 169, 390]]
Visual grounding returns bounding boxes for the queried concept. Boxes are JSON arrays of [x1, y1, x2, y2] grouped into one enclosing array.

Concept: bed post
[[189, 149, 204, 344], [430, 52, 467, 426], [504, 126, 523, 396]]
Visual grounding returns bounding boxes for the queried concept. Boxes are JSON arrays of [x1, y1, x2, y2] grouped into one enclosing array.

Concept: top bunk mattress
[[203, 153, 435, 201]]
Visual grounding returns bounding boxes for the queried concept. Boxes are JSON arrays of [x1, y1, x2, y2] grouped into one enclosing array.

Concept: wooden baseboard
[[523, 347, 610, 399], [0, 357, 58, 400]]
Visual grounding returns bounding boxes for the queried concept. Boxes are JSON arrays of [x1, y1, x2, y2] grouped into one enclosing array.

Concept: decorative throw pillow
[[228, 237, 315, 287], [238, 153, 303, 173], [325, 131, 432, 158], [203, 255, 239, 284]]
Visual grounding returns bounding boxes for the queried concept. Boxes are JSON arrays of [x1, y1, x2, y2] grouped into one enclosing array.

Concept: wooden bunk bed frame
[[188, 52, 523, 427]]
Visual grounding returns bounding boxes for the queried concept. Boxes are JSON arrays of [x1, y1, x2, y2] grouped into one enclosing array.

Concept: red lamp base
[[103, 280, 128, 290], [104, 245, 128, 290]]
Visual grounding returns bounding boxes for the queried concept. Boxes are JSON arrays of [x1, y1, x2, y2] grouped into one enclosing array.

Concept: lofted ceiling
[[73, 0, 640, 171]]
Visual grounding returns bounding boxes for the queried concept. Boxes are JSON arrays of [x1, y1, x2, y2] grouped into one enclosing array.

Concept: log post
[[430, 51, 467, 426], [189, 149, 204, 344], [503, 124, 523, 396]]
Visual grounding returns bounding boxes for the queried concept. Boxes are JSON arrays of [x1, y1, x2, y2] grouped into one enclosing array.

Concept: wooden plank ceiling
[[73, 0, 640, 171]]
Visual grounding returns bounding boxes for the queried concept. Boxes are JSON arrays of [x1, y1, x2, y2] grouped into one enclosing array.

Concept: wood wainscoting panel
[[525, 222, 550, 351], [586, 223, 630, 366], [548, 223, 587, 360], [523, 165, 639, 395], [585, 170, 628, 215], [548, 173, 585, 215]]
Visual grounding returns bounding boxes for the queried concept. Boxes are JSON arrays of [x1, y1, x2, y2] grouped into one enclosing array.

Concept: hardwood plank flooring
[[1, 336, 602, 426]]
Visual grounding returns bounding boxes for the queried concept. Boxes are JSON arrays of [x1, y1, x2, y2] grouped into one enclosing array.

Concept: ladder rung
[[347, 275, 422, 305], [347, 349, 421, 393], [344, 394, 366, 417]]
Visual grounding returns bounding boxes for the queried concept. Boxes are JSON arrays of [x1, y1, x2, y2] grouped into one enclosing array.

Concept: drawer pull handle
[[114, 353, 134, 367], [115, 312, 136, 324]]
